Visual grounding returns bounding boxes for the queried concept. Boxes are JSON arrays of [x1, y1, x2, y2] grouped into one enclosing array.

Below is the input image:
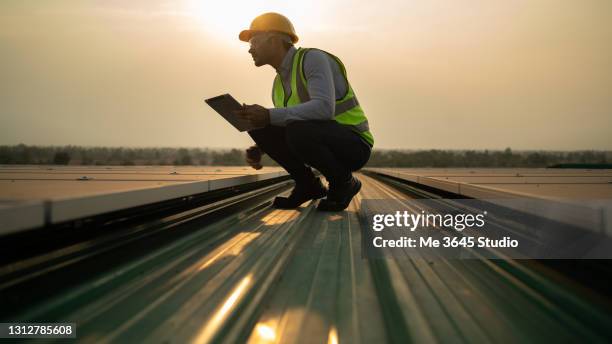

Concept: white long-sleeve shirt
[[268, 46, 349, 126]]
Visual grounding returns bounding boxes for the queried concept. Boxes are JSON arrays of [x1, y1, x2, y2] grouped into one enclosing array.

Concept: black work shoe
[[317, 176, 362, 211], [273, 177, 328, 209]]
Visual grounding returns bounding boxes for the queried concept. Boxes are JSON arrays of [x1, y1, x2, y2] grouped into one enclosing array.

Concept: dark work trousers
[[248, 120, 371, 186]]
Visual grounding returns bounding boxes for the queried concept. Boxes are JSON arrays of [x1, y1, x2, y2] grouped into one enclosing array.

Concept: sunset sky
[[1, 0, 611, 150]]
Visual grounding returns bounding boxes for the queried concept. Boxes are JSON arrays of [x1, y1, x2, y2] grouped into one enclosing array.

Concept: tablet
[[205, 93, 255, 132]]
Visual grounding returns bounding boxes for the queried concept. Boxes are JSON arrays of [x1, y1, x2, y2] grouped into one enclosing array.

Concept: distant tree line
[[366, 148, 611, 168], [0, 145, 610, 168], [0, 145, 251, 166]]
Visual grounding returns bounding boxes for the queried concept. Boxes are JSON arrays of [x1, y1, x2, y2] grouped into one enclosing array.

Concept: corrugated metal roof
[[0, 166, 288, 234], [2, 172, 610, 343], [0, 166, 286, 201], [366, 168, 612, 199]]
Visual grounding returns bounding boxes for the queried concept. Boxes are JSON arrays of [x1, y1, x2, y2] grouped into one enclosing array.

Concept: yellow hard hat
[[239, 12, 299, 43]]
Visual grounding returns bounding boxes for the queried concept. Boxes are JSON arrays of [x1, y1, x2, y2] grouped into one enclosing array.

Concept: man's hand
[[234, 103, 270, 128], [246, 145, 263, 170]]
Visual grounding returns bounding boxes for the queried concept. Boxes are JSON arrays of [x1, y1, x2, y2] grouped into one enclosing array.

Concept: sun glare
[[184, 0, 316, 46]]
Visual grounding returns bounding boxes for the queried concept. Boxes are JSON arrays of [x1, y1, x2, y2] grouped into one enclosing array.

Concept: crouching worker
[[234, 12, 374, 212]]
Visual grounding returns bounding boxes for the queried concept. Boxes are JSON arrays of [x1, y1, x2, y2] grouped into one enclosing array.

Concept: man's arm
[[269, 50, 336, 126]]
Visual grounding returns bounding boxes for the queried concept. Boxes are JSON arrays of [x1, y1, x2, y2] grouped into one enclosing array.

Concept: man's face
[[248, 33, 273, 67]]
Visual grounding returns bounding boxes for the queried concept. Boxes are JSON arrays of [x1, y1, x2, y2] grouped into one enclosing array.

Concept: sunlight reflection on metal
[[252, 321, 277, 343], [193, 275, 252, 344], [261, 209, 300, 226], [198, 233, 261, 271], [327, 214, 343, 221], [327, 325, 339, 344]]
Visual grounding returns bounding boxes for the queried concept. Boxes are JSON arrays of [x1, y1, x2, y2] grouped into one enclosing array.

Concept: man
[[235, 12, 374, 212]]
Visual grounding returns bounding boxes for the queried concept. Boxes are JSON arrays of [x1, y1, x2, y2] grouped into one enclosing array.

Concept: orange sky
[[1, 0, 611, 150]]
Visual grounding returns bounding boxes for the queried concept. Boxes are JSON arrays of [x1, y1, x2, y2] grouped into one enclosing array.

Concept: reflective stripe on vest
[[272, 47, 374, 146]]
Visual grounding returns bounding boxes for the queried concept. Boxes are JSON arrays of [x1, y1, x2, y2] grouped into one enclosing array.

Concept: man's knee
[[248, 126, 272, 142], [248, 125, 286, 150]]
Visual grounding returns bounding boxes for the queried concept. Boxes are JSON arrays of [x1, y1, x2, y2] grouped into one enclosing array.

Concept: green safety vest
[[272, 47, 374, 146]]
